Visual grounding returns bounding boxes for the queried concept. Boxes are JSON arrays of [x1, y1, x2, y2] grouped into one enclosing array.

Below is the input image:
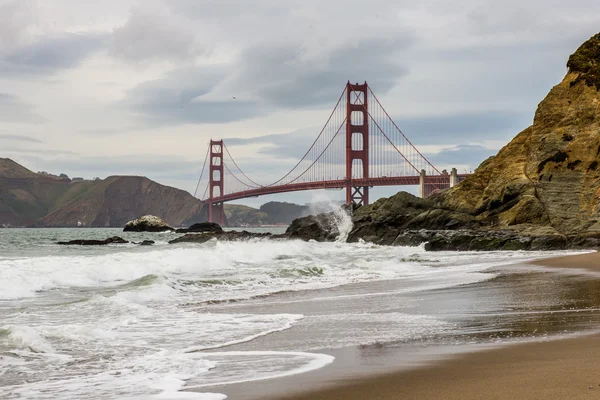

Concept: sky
[[1, 0, 600, 208]]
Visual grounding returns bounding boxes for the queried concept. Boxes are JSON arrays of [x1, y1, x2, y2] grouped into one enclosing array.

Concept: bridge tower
[[346, 81, 369, 205], [208, 139, 225, 225]]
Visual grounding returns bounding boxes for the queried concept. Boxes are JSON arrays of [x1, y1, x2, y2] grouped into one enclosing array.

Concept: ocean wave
[[0, 238, 582, 304]]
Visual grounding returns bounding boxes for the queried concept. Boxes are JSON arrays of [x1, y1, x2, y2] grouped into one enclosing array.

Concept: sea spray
[[307, 192, 352, 241], [332, 206, 353, 242]]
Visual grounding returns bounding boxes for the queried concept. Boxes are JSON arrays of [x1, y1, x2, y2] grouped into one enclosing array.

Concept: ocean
[[1, 221, 600, 399]]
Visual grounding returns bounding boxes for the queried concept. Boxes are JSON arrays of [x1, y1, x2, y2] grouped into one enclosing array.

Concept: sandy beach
[[265, 251, 600, 400]]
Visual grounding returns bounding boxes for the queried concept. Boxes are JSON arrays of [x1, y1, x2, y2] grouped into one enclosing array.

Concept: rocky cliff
[[434, 33, 600, 236]]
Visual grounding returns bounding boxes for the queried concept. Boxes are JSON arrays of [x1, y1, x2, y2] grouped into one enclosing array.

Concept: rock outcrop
[[347, 192, 479, 245], [285, 212, 342, 242], [176, 222, 224, 233], [435, 32, 600, 236], [124, 215, 174, 232], [169, 230, 285, 244], [57, 236, 128, 245]]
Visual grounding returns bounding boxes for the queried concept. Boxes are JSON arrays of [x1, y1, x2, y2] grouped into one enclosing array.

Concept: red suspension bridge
[[194, 82, 470, 224]]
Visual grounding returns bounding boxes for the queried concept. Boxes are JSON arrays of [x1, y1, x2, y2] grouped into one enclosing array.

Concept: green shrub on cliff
[[567, 33, 600, 89]]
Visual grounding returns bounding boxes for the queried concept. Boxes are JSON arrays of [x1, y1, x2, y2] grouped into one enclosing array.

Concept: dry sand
[[270, 251, 600, 400]]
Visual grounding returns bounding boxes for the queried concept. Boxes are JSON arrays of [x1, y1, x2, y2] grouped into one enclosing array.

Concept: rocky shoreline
[[55, 201, 600, 251]]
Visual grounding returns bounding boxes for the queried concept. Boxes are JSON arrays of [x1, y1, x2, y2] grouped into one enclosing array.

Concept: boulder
[[58, 236, 128, 245], [138, 240, 155, 246], [286, 212, 341, 242], [169, 230, 285, 244], [123, 215, 174, 232], [175, 222, 224, 233]]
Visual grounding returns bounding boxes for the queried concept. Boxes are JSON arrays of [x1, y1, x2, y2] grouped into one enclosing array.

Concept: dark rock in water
[[58, 236, 129, 246], [176, 222, 224, 233], [169, 230, 286, 244], [138, 240, 155, 246], [347, 192, 479, 245], [286, 212, 342, 242], [123, 215, 174, 232]]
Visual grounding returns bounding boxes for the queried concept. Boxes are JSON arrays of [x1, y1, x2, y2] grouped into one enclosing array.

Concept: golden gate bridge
[[194, 82, 470, 224]]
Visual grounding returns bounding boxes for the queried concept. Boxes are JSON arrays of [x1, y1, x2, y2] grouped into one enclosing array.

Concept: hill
[[0, 159, 313, 227], [36, 175, 206, 227], [0, 159, 207, 227]]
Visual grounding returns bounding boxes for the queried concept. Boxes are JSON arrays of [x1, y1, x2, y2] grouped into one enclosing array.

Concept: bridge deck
[[207, 175, 470, 203]]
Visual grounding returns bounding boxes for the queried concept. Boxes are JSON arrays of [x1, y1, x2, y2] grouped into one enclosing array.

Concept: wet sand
[[530, 251, 600, 271], [266, 251, 600, 400]]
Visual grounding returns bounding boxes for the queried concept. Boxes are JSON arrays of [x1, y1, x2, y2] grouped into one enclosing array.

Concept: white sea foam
[[186, 351, 335, 389], [3, 350, 224, 400], [0, 234, 583, 302], [3, 325, 57, 355]]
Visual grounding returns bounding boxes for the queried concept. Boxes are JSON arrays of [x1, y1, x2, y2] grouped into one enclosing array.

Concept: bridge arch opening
[[350, 111, 364, 125], [352, 132, 364, 151], [351, 159, 364, 179], [212, 170, 221, 181]]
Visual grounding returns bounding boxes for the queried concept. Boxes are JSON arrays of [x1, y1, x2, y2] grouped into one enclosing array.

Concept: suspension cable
[[368, 87, 442, 174], [193, 145, 210, 198], [223, 143, 263, 188], [202, 181, 209, 200], [266, 87, 348, 187], [364, 110, 420, 173], [285, 117, 347, 185], [223, 162, 260, 188]]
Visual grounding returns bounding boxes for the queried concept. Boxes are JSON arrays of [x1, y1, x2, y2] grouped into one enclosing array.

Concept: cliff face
[[437, 33, 600, 235]]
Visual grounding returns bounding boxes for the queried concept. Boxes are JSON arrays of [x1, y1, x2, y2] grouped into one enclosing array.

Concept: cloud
[[0, 133, 43, 143], [1, 145, 75, 155], [236, 36, 413, 108], [0, 33, 107, 76], [0, 0, 38, 51], [123, 65, 265, 125], [0, 93, 44, 124], [110, 4, 205, 62], [226, 127, 317, 159], [392, 110, 532, 144], [122, 35, 413, 125], [24, 154, 203, 181], [426, 144, 496, 169]]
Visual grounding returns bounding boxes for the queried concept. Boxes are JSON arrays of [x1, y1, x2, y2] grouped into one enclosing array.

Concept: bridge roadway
[[207, 174, 471, 204]]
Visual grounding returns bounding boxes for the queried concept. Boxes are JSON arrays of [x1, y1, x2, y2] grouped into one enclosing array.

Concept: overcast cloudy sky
[[1, 0, 599, 207]]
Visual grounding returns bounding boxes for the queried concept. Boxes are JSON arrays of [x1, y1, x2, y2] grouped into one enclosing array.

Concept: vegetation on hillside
[[567, 33, 600, 89]]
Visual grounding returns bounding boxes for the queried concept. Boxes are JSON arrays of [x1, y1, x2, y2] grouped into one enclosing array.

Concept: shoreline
[[254, 250, 600, 400], [272, 332, 600, 400]]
